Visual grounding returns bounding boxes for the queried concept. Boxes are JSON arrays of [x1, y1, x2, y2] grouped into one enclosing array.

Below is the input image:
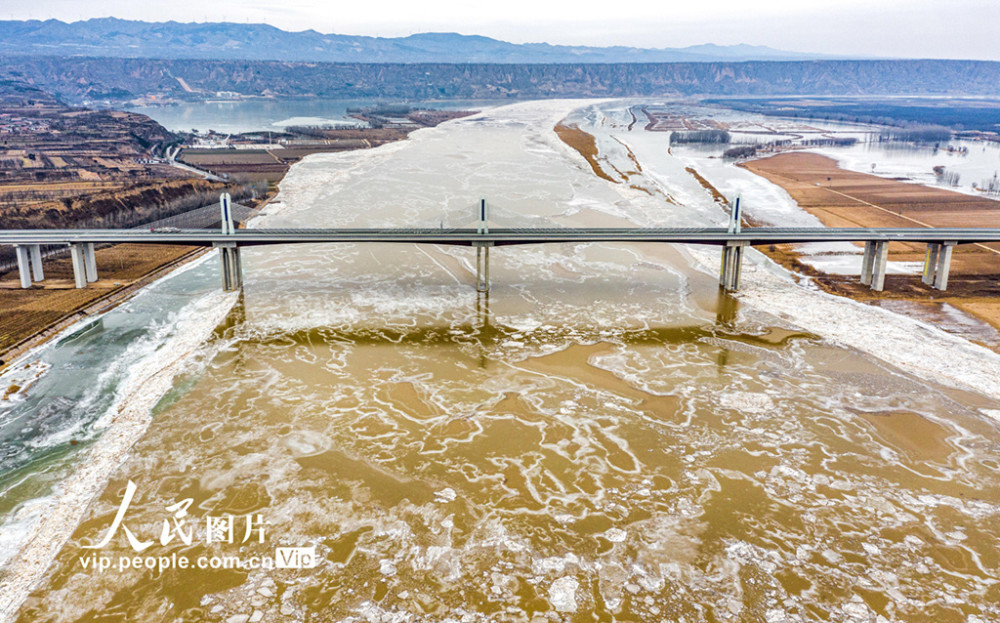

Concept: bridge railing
[[2, 196, 996, 295]]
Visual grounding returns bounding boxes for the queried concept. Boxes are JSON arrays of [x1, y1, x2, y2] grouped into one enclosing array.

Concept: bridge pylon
[[220, 193, 235, 235]]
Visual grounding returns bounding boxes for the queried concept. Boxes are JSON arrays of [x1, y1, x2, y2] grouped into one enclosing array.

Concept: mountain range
[[4, 56, 998, 106], [0, 18, 842, 64]]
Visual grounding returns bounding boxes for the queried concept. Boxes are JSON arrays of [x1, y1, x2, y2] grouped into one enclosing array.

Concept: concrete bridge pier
[[475, 198, 491, 293], [719, 241, 747, 291], [719, 196, 746, 292], [475, 243, 491, 293], [14, 245, 32, 288], [920, 241, 955, 290], [860, 241, 875, 286], [922, 243, 941, 286], [84, 242, 98, 283], [934, 243, 955, 290], [860, 241, 889, 291], [29, 244, 43, 282], [215, 242, 243, 292], [69, 244, 88, 288], [934, 242, 955, 290], [870, 241, 889, 291]]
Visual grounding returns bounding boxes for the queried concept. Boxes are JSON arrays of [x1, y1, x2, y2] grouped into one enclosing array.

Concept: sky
[[2, 0, 1000, 60]]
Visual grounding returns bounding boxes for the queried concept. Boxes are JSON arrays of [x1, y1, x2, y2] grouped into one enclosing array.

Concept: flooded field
[[3, 100, 1000, 622]]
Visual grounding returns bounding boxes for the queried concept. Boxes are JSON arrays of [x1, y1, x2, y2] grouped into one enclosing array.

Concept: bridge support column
[[69, 244, 88, 289], [920, 241, 955, 290], [719, 241, 747, 292], [215, 242, 243, 292], [934, 242, 955, 291], [83, 242, 98, 283], [29, 244, 43, 282], [475, 198, 491, 293], [475, 243, 491, 293], [922, 243, 941, 286], [870, 241, 889, 291], [14, 245, 32, 288], [860, 241, 876, 286]]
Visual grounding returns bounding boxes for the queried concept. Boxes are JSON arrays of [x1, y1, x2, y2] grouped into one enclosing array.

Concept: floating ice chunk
[[280, 430, 332, 457], [637, 574, 665, 592], [718, 391, 774, 414], [980, 409, 1000, 423], [765, 609, 788, 623], [533, 553, 579, 574], [879, 448, 898, 462], [903, 535, 925, 548], [602, 528, 627, 543], [549, 576, 579, 612], [869, 569, 898, 586], [843, 598, 870, 620], [726, 540, 756, 564], [508, 318, 542, 332], [434, 488, 457, 503], [379, 560, 397, 576]]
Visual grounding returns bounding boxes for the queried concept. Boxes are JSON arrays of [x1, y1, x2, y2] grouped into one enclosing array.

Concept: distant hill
[[3, 57, 999, 106], [0, 18, 842, 64]]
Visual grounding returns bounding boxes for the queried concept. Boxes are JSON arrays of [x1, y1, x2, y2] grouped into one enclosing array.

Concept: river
[[2, 100, 1000, 622], [126, 98, 504, 134]]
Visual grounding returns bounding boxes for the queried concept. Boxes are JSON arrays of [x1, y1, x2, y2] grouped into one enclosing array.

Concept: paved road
[[3, 227, 1000, 248]]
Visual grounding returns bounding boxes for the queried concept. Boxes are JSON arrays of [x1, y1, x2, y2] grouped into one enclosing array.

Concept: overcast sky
[[3, 0, 1000, 60]]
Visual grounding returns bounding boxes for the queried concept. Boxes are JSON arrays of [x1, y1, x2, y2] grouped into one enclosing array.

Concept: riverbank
[[0, 244, 206, 373], [740, 152, 1000, 348]]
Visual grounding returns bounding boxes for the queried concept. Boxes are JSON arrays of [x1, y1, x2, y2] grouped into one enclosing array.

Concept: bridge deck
[[3, 227, 1000, 247]]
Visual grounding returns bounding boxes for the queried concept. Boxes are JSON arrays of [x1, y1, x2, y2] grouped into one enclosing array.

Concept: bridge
[[2, 196, 999, 294]]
